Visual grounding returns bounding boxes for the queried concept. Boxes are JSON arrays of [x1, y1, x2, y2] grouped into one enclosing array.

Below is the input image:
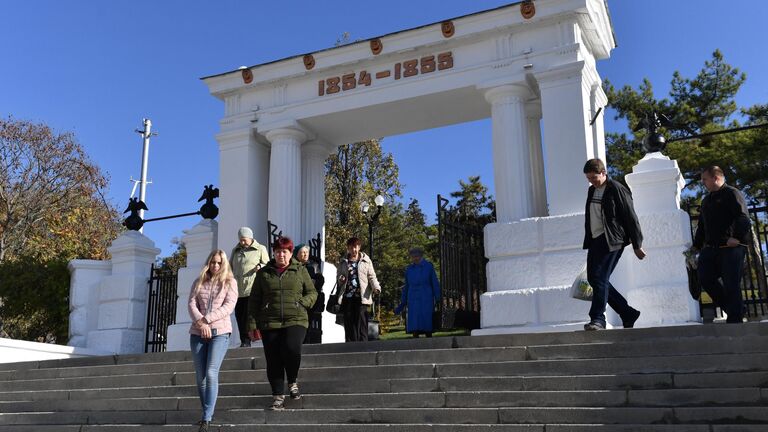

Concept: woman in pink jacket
[[188, 249, 238, 432]]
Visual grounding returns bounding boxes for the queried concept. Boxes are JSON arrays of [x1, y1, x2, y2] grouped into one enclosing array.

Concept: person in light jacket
[[188, 249, 238, 432], [395, 247, 441, 337], [336, 237, 381, 342], [231, 227, 269, 347]]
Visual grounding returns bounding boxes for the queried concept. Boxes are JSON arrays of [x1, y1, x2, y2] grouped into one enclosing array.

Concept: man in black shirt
[[693, 165, 752, 323]]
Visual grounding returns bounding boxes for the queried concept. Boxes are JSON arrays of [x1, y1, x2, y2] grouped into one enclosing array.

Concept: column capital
[[483, 84, 531, 105], [216, 127, 257, 152], [534, 61, 586, 89], [264, 127, 307, 144]]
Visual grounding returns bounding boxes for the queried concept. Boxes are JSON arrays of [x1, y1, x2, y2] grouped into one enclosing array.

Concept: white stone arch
[[203, 0, 628, 335]]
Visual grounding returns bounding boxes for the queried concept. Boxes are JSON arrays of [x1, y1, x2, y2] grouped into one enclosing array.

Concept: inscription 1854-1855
[[317, 51, 454, 97]]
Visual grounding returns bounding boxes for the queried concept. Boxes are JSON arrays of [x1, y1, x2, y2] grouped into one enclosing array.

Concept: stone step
[[3, 424, 765, 432], [2, 350, 767, 393], [525, 335, 768, 360], [2, 322, 766, 373], [3, 367, 767, 403], [0, 324, 765, 430], [2, 333, 766, 385], [1, 386, 765, 414]]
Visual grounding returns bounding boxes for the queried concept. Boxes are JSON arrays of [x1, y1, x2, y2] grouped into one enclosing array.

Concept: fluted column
[[301, 142, 329, 260], [484, 84, 534, 223], [266, 127, 306, 240], [525, 102, 547, 217]]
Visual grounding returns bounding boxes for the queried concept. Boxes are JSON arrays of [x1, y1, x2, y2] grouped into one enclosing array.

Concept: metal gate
[[145, 264, 178, 353], [686, 203, 768, 320], [436, 194, 493, 330]]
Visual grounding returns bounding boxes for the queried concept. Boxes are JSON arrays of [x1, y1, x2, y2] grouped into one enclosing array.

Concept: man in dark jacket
[[582, 159, 646, 330], [693, 165, 751, 323]]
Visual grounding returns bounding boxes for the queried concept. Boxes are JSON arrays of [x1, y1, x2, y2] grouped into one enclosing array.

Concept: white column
[[536, 62, 598, 216], [165, 219, 220, 352], [301, 142, 329, 260], [217, 128, 270, 252], [87, 231, 160, 354], [266, 127, 306, 240], [484, 84, 535, 223], [525, 102, 547, 217]]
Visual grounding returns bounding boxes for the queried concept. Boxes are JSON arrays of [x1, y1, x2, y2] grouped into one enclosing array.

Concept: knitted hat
[[238, 227, 253, 239], [294, 243, 309, 256]]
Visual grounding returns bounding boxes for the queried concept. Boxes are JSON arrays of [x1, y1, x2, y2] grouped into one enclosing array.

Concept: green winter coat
[[231, 241, 269, 297], [247, 260, 318, 330]]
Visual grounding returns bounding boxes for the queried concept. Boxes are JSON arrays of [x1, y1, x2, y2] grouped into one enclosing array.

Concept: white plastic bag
[[570, 264, 593, 301]]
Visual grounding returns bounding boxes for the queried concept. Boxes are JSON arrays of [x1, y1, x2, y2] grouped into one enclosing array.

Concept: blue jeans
[[190, 333, 230, 421], [697, 246, 746, 323], [587, 235, 635, 326]]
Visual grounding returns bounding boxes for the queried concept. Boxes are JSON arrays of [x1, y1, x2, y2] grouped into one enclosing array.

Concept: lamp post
[[361, 194, 385, 263]]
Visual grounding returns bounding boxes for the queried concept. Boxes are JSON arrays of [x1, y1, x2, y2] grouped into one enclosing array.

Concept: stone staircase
[[0, 323, 767, 431]]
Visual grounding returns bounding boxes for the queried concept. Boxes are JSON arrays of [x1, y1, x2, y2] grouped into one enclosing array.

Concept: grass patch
[[379, 325, 470, 340]]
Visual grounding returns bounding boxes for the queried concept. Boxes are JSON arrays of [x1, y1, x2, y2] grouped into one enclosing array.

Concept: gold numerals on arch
[[318, 51, 454, 97]]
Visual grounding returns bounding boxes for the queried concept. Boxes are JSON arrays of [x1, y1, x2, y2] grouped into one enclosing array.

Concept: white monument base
[[320, 264, 345, 344], [475, 153, 701, 335]]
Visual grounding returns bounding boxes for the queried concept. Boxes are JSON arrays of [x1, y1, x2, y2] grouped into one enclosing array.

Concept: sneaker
[[622, 309, 641, 328], [289, 382, 301, 400], [583, 321, 605, 331], [197, 420, 210, 432], [269, 395, 285, 410], [239, 342, 250, 348]]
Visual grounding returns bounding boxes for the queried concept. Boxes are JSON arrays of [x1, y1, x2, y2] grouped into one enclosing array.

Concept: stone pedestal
[[474, 214, 589, 335], [166, 219, 227, 352], [86, 231, 160, 354], [475, 152, 700, 335], [623, 152, 700, 326], [67, 260, 112, 348]]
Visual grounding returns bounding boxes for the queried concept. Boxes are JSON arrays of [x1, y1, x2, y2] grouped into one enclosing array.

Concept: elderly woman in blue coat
[[395, 247, 441, 338]]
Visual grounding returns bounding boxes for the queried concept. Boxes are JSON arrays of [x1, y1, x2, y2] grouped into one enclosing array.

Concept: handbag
[[569, 264, 593, 301], [325, 281, 342, 314]]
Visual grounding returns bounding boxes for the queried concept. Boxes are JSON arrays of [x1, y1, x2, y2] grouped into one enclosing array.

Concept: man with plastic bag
[[582, 159, 646, 331]]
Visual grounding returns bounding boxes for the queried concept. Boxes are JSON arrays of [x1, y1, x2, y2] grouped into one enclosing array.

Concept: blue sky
[[2, 1, 767, 257]]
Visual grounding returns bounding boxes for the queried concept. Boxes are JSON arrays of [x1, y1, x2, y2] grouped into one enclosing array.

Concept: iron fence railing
[[145, 264, 178, 353]]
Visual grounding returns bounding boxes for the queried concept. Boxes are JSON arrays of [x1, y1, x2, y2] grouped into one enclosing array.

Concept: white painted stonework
[[0, 338, 111, 364], [202, 0, 615, 251], [68, 231, 160, 354], [199, 0, 628, 336], [476, 152, 700, 335]]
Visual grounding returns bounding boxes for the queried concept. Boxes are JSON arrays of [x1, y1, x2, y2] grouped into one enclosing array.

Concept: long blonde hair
[[193, 249, 234, 296]]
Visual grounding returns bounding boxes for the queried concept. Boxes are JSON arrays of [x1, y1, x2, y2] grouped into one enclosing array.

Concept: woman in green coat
[[248, 236, 317, 410]]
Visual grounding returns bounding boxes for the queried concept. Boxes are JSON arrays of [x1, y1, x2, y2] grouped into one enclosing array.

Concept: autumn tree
[[0, 116, 121, 341], [604, 50, 768, 202], [324, 139, 401, 264]]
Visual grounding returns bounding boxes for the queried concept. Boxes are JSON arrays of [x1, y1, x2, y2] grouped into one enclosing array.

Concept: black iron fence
[[436, 195, 493, 330], [686, 203, 768, 320], [145, 264, 179, 353]]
